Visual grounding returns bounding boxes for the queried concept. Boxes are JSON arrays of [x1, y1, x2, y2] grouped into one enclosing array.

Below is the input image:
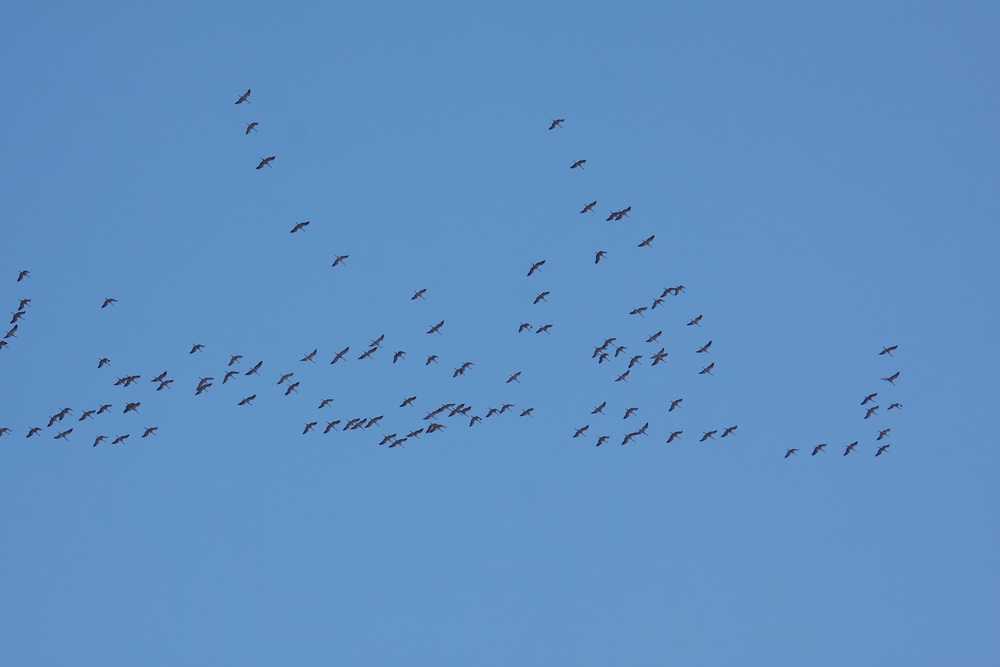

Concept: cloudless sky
[[1, 2, 998, 665]]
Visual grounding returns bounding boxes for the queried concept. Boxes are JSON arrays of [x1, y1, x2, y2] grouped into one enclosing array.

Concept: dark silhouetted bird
[[331, 347, 349, 364], [54, 428, 73, 440], [877, 428, 890, 441], [246, 361, 263, 376], [888, 402, 902, 410], [285, 382, 300, 396], [687, 315, 702, 327], [303, 422, 317, 434], [97, 405, 112, 415], [630, 307, 647, 317], [624, 407, 638, 419], [300, 350, 318, 364], [570, 159, 586, 169], [528, 260, 545, 276], [865, 406, 879, 419], [876, 444, 890, 456], [596, 436, 609, 447], [393, 350, 405, 363], [882, 372, 899, 385], [549, 119, 565, 129], [224, 370, 239, 384], [507, 372, 521, 384], [278, 372, 294, 385], [699, 363, 714, 376], [17, 299, 30, 310], [696, 341, 712, 354], [93, 435, 106, 447], [426, 355, 438, 365], [412, 289, 427, 300], [190, 344, 204, 354], [324, 421, 340, 434], [235, 89, 251, 104], [861, 393, 877, 406], [246, 122, 258, 134], [256, 156, 275, 169], [157, 379, 173, 391], [784, 448, 798, 458], [722, 426, 737, 437], [98, 358, 111, 368], [581, 201, 597, 214], [79, 410, 95, 422], [520, 408, 534, 417], [519, 323, 532, 333], [812, 444, 826, 455], [595, 250, 607, 264], [427, 321, 444, 335], [17, 270, 30, 282], [400, 396, 416, 408], [667, 431, 682, 443], [669, 398, 683, 412], [573, 425, 589, 438], [615, 345, 626, 358], [700, 430, 717, 442], [112, 434, 129, 445], [102, 298, 117, 308], [27, 427, 42, 438], [238, 395, 256, 406], [142, 427, 157, 438], [638, 235, 654, 248], [534, 292, 550, 304], [615, 371, 630, 383], [592, 402, 606, 415], [358, 348, 376, 360], [880, 345, 898, 357], [332, 255, 348, 267], [844, 441, 858, 456], [628, 355, 642, 368], [319, 398, 334, 409], [290, 221, 310, 233], [229, 355, 242, 366]]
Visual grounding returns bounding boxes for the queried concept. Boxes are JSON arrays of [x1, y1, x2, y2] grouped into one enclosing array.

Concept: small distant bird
[[669, 399, 683, 412], [378, 434, 397, 446], [301, 349, 317, 363], [507, 372, 521, 384], [519, 323, 532, 333], [229, 355, 243, 366], [784, 448, 799, 458], [246, 361, 263, 376], [520, 408, 534, 417], [9, 311, 25, 324], [621, 433, 635, 446], [864, 406, 879, 419], [393, 350, 405, 363], [623, 407, 638, 420], [238, 395, 256, 406], [235, 89, 251, 104], [54, 428, 73, 440], [570, 159, 586, 170], [27, 427, 42, 438], [861, 393, 877, 406], [630, 307, 647, 317], [595, 251, 607, 264], [527, 260, 546, 276], [615, 345, 627, 358], [372, 334, 386, 347], [152, 371, 168, 383], [190, 344, 205, 354], [290, 221, 310, 233], [358, 348, 376, 360], [700, 430, 717, 442], [79, 410, 96, 422], [722, 426, 737, 437], [699, 363, 715, 376], [366, 416, 384, 429], [97, 405, 112, 414], [500, 404, 515, 414], [549, 119, 565, 130], [696, 341, 712, 354], [592, 402, 606, 415], [844, 441, 858, 456], [0, 340, 7, 350], [667, 431, 682, 443], [876, 444, 890, 456], [888, 403, 902, 410], [412, 289, 427, 300], [17, 299, 30, 310], [427, 321, 444, 335], [0, 427, 9, 437], [615, 371, 630, 383], [636, 423, 649, 436], [223, 371, 239, 384], [303, 422, 317, 434], [112, 434, 129, 445], [157, 380, 173, 391], [877, 428, 890, 441], [812, 444, 826, 455], [102, 298, 117, 308], [332, 255, 348, 267], [142, 427, 158, 438], [5, 325, 18, 338], [425, 355, 438, 365], [687, 315, 702, 327], [278, 373, 294, 385], [638, 235, 654, 248], [17, 270, 30, 282], [408, 429, 425, 439], [598, 352, 609, 364], [469, 416, 482, 427], [486, 408, 500, 419], [646, 332, 662, 345], [98, 358, 111, 368], [651, 298, 664, 310], [93, 435, 106, 447], [324, 421, 340, 434], [596, 436, 609, 447], [285, 382, 300, 396], [246, 122, 258, 134], [124, 402, 140, 414], [331, 347, 349, 364], [534, 292, 550, 304], [256, 156, 275, 169], [882, 372, 899, 385], [880, 345, 898, 357], [319, 398, 334, 409], [536, 324, 552, 334], [573, 425, 589, 438], [581, 201, 597, 214], [400, 396, 416, 408], [195, 383, 212, 395]]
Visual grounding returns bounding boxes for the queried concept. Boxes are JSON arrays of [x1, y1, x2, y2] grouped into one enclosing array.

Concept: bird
[[332, 255, 348, 267], [290, 221, 310, 233], [499, 404, 515, 414], [880, 345, 898, 357], [378, 433, 397, 446], [0, 340, 7, 350], [666, 431, 682, 443], [700, 430, 717, 442], [527, 260, 545, 276], [97, 405, 112, 414], [223, 370, 239, 383], [844, 441, 858, 456], [407, 429, 424, 439], [93, 435, 106, 447], [581, 201, 597, 214], [596, 436, 609, 447], [595, 251, 607, 264], [235, 89, 251, 104], [621, 433, 636, 446], [151, 371, 168, 384], [324, 422, 340, 434], [630, 307, 647, 317], [101, 298, 117, 308], [98, 358, 111, 368], [722, 426, 737, 437], [628, 355, 642, 369], [412, 289, 427, 300], [358, 348, 376, 360], [246, 122, 258, 134], [534, 292, 550, 304], [638, 235, 654, 248], [27, 427, 41, 438], [0, 427, 9, 437], [17, 299, 30, 310], [536, 324, 552, 334], [112, 435, 129, 445], [877, 428, 890, 441], [812, 444, 826, 455], [238, 395, 256, 406], [229, 355, 243, 366], [17, 270, 29, 282], [427, 321, 444, 335], [486, 408, 500, 419], [696, 341, 712, 354], [142, 427, 158, 438], [592, 402, 606, 415], [54, 428, 73, 440], [157, 380, 173, 391], [284, 382, 300, 396], [190, 344, 205, 354], [425, 355, 438, 365], [651, 298, 665, 310], [598, 352, 609, 364], [573, 426, 590, 438], [319, 398, 335, 409], [888, 403, 902, 410], [393, 350, 405, 363], [256, 156, 275, 169], [400, 396, 417, 408], [388, 437, 408, 448], [518, 323, 532, 333], [549, 119, 565, 130], [861, 393, 878, 406], [699, 363, 715, 376], [300, 349, 317, 363], [9, 311, 25, 324], [366, 416, 384, 428], [278, 373, 294, 385], [47, 412, 63, 427], [784, 448, 799, 458], [636, 423, 649, 436], [331, 347, 350, 364], [5, 325, 18, 339], [614, 345, 627, 358], [624, 407, 638, 419], [647, 331, 662, 344], [303, 422, 318, 434], [687, 315, 702, 327], [469, 416, 482, 427], [195, 383, 212, 395], [520, 408, 534, 417], [570, 160, 586, 170], [669, 398, 683, 412], [876, 444, 890, 456], [78, 410, 96, 422], [864, 405, 880, 420], [882, 372, 900, 385], [615, 371, 630, 383]]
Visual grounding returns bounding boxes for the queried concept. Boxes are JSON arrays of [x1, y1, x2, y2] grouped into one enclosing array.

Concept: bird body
[[700, 430, 717, 442], [527, 260, 545, 276], [507, 372, 521, 384], [876, 444, 890, 456], [303, 422, 318, 434], [427, 321, 444, 335], [400, 396, 416, 407], [784, 448, 798, 458], [102, 298, 117, 308], [844, 441, 858, 456], [235, 89, 251, 104], [582, 201, 597, 214], [638, 235, 654, 248], [331, 348, 349, 364], [699, 363, 715, 376], [880, 345, 898, 356], [142, 427, 158, 438], [812, 444, 826, 455], [536, 324, 552, 334], [332, 255, 348, 266], [256, 156, 275, 169], [687, 315, 702, 327], [290, 221, 310, 233], [882, 372, 900, 385], [570, 159, 586, 169], [549, 119, 565, 130], [112, 434, 129, 445], [190, 344, 205, 354], [667, 431, 682, 443], [722, 426, 737, 437], [573, 425, 589, 438], [534, 292, 550, 304], [595, 251, 607, 264], [246, 122, 258, 134], [592, 402, 606, 415], [238, 395, 256, 406], [412, 289, 427, 300]]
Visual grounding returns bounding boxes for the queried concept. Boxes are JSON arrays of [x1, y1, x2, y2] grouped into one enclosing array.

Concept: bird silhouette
[[9, 311, 25, 324], [427, 321, 444, 335], [687, 315, 702, 327], [880, 345, 898, 357], [235, 89, 251, 104], [877, 428, 890, 441], [412, 289, 427, 300], [888, 402, 902, 410], [615, 371, 630, 383], [5, 325, 18, 339], [651, 298, 665, 310], [667, 431, 682, 443], [303, 422, 317, 434], [97, 405, 112, 414], [142, 427, 158, 438], [630, 307, 647, 317], [700, 430, 717, 442], [332, 255, 349, 267], [876, 444, 890, 456], [549, 119, 565, 130], [520, 408, 534, 417], [112, 434, 129, 445], [223, 371, 239, 384], [324, 422, 340, 434], [628, 355, 642, 368], [647, 331, 662, 344], [696, 341, 712, 354], [93, 435, 106, 447], [722, 426, 737, 437], [17, 299, 30, 310], [882, 372, 899, 385], [393, 350, 406, 363], [78, 410, 95, 421], [581, 201, 597, 214], [190, 344, 205, 354], [17, 270, 30, 282], [330, 347, 349, 364], [669, 399, 683, 412], [358, 348, 376, 360], [290, 221, 310, 233], [469, 416, 482, 427], [0, 428, 9, 437], [246, 122, 258, 134], [536, 324, 552, 334], [500, 404, 515, 414], [299, 349, 317, 363], [614, 345, 627, 358], [596, 436, 609, 447], [527, 260, 545, 276], [256, 156, 275, 169], [812, 444, 826, 455], [278, 373, 294, 385], [519, 323, 532, 333], [624, 407, 638, 419], [400, 396, 417, 408], [27, 427, 41, 438], [784, 448, 799, 458], [284, 382, 299, 396], [595, 251, 607, 264], [861, 393, 877, 405], [507, 372, 521, 384], [245, 361, 263, 376], [699, 363, 714, 376], [592, 402, 606, 415], [98, 358, 111, 368], [621, 433, 636, 446], [319, 398, 335, 409], [573, 425, 589, 438], [534, 292, 550, 304], [238, 395, 256, 406], [638, 235, 654, 248], [101, 298, 117, 308], [229, 355, 243, 366], [844, 441, 858, 456], [157, 379, 173, 391], [570, 159, 586, 169], [425, 355, 438, 365]]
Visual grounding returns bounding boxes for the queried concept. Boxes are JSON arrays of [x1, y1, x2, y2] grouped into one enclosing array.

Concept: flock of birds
[[0, 92, 903, 458]]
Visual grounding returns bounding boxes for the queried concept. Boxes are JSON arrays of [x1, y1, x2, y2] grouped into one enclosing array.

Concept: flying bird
[[667, 431, 682, 443], [93, 435, 106, 447], [864, 406, 879, 419], [861, 393, 877, 406], [98, 358, 111, 368], [700, 430, 717, 442], [319, 398, 335, 409], [623, 407, 638, 419], [527, 260, 545, 276], [332, 255, 348, 267], [235, 89, 251, 104], [615, 371, 630, 383], [426, 355, 438, 365], [9, 311, 25, 324], [621, 433, 636, 446], [595, 251, 607, 264], [469, 416, 482, 427], [290, 221, 310, 233], [630, 307, 647, 317], [142, 427, 158, 438], [17, 270, 29, 282], [393, 350, 405, 363], [245, 361, 262, 376], [190, 344, 204, 354], [97, 405, 112, 414], [27, 427, 42, 438], [400, 396, 417, 408], [284, 382, 300, 396], [647, 331, 662, 344], [246, 122, 258, 134], [370, 335, 385, 348], [570, 159, 586, 169], [157, 379, 173, 391], [592, 402, 606, 415], [534, 292, 550, 304], [0, 427, 9, 437], [536, 324, 552, 334], [696, 341, 712, 354], [812, 444, 827, 455], [238, 395, 256, 406], [17, 298, 30, 310], [877, 428, 890, 441], [331, 347, 350, 364], [596, 436, 609, 447], [255, 156, 275, 170], [722, 426, 738, 437], [581, 201, 597, 214], [223, 371, 239, 384], [358, 348, 376, 360], [880, 345, 898, 357], [519, 323, 532, 333], [614, 345, 627, 357], [499, 404, 515, 414], [876, 444, 890, 456], [54, 428, 73, 441], [699, 363, 715, 376], [651, 298, 665, 310], [112, 435, 129, 445], [301, 349, 317, 363], [303, 422, 317, 434], [573, 425, 589, 438], [78, 410, 96, 422], [549, 119, 565, 129], [412, 289, 427, 300], [507, 372, 521, 384], [669, 398, 683, 412], [844, 441, 858, 456], [427, 321, 444, 335], [324, 422, 340, 434], [882, 372, 899, 385], [784, 448, 799, 458], [101, 298, 117, 308], [888, 402, 902, 410], [638, 235, 654, 248], [687, 315, 702, 327], [278, 372, 294, 385], [5, 325, 18, 339], [520, 408, 534, 417], [229, 355, 243, 366]]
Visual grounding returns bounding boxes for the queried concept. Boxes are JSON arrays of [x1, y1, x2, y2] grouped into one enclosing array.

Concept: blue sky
[[1, 2, 998, 664]]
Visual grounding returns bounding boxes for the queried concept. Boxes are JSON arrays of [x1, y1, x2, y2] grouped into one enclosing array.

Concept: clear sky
[[1, 2, 998, 665]]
